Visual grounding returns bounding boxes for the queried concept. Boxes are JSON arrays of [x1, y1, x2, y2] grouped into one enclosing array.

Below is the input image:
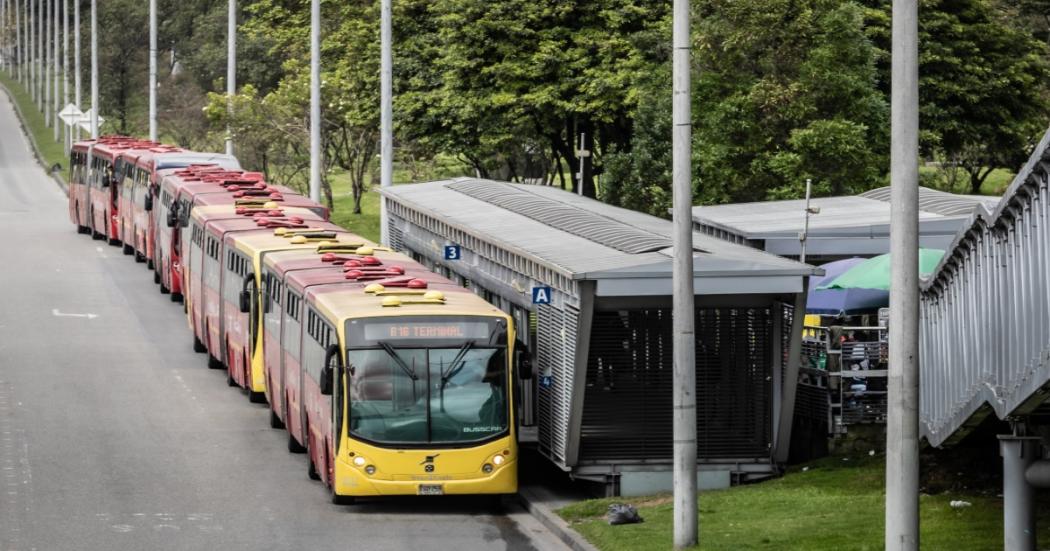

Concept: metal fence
[[919, 129, 1050, 447]]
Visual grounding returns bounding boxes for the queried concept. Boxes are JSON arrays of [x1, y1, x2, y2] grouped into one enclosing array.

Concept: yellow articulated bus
[[295, 269, 526, 503], [222, 228, 365, 399]]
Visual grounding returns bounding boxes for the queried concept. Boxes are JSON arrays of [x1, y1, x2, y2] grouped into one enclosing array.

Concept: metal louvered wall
[[919, 129, 1050, 447], [535, 304, 580, 464], [579, 308, 773, 463]]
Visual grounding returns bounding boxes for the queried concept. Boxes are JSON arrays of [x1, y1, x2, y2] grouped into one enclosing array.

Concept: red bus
[[183, 207, 331, 373], [69, 136, 146, 240], [154, 167, 321, 300], [117, 149, 240, 266], [211, 227, 354, 402], [258, 249, 378, 440]]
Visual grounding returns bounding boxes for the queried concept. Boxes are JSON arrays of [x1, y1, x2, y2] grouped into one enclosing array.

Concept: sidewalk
[[516, 448, 600, 551]]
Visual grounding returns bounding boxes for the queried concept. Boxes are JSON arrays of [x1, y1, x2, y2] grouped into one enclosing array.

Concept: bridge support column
[[999, 435, 1041, 551]]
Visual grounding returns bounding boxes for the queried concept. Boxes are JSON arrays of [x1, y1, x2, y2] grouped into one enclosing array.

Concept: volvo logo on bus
[[421, 454, 439, 472]]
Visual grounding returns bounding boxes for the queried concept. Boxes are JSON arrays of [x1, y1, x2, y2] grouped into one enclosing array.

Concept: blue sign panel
[[539, 375, 553, 389], [532, 286, 552, 304], [443, 245, 461, 260]]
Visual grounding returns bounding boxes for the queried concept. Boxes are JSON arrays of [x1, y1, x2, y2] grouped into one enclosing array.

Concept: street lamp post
[[225, 0, 235, 156], [309, 0, 320, 203], [89, 0, 97, 138], [379, 0, 392, 245], [671, 0, 697, 548], [148, 0, 156, 142], [885, 0, 920, 549]]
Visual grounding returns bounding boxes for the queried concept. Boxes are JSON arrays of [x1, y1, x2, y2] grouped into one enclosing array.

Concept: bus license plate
[[418, 484, 444, 496]]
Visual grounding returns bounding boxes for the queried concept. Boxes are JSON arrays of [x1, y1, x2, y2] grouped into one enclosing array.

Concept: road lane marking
[[51, 309, 98, 320]]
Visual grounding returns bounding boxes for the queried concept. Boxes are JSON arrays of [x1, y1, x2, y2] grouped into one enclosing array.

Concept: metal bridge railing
[[919, 129, 1050, 447]]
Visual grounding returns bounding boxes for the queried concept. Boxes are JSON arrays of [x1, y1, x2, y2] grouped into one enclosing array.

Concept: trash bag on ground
[[606, 503, 644, 525]]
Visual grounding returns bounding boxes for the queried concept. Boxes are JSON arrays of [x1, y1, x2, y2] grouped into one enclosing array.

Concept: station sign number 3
[[444, 245, 461, 260]]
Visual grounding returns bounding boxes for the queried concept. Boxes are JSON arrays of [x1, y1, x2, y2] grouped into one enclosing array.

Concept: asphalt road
[[0, 91, 567, 551]]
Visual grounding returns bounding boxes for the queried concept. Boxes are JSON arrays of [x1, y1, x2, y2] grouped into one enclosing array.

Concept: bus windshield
[[345, 317, 509, 446]]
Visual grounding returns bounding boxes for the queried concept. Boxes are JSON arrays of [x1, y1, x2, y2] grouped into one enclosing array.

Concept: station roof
[[691, 186, 1001, 257], [380, 179, 819, 291]]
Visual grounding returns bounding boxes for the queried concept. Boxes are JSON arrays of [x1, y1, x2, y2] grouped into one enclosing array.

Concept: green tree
[[692, 0, 889, 204], [864, 0, 1050, 194], [396, 0, 671, 197]]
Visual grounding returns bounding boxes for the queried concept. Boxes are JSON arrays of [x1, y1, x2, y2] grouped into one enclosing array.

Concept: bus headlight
[[353, 456, 367, 467], [492, 454, 505, 466], [482, 464, 494, 474], [365, 465, 376, 475]]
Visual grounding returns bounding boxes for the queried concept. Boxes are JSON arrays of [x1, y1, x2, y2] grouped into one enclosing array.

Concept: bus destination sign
[[363, 321, 492, 341]]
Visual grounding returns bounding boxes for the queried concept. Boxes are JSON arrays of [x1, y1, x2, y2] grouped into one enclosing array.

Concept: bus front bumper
[[333, 458, 518, 497]]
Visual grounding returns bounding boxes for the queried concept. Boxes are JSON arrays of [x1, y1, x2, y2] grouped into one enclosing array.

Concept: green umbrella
[[816, 249, 945, 291]]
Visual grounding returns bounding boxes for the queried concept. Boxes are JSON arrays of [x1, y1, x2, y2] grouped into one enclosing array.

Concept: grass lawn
[[325, 154, 472, 243], [0, 71, 69, 180], [558, 454, 1050, 550], [918, 165, 1015, 196], [328, 171, 382, 243]]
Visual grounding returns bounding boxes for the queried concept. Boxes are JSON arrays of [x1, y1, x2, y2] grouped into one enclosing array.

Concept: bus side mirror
[[320, 344, 339, 395], [516, 343, 532, 380], [145, 194, 153, 212], [166, 210, 177, 228], [239, 290, 251, 313]]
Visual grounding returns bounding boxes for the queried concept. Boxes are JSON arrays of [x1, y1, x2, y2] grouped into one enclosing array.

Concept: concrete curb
[[0, 80, 69, 196], [516, 487, 601, 551]]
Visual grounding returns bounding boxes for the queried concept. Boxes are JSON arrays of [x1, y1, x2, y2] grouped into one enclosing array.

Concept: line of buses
[[67, 136, 526, 503]]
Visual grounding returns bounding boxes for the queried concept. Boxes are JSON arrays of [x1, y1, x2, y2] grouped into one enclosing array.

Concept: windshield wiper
[[440, 340, 475, 386], [378, 341, 418, 381]]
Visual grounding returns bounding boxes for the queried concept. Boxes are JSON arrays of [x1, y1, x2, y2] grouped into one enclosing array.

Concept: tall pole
[[671, 0, 697, 547], [148, 0, 156, 142], [2, 0, 6, 74], [72, 0, 78, 140], [52, 0, 58, 141], [379, 0, 392, 245], [225, 0, 235, 156], [43, 0, 49, 127], [42, 0, 47, 115], [308, 0, 320, 203], [62, 0, 67, 151], [885, 0, 920, 548], [29, 0, 34, 105], [89, 0, 97, 138], [15, 0, 21, 83]]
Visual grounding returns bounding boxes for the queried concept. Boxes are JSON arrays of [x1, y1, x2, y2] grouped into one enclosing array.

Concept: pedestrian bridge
[[920, 128, 1050, 447]]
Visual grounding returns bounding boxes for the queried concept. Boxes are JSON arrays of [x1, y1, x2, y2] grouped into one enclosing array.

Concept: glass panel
[[348, 348, 428, 444], [428, 348, 507, 442]]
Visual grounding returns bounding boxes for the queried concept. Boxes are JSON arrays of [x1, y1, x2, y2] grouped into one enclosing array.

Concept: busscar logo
[[419, 454, 440, 465]]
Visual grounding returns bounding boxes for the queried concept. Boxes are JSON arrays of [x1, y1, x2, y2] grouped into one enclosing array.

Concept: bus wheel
[[308, 457, 321, 481], [249, 391, 266, 404], [123, 243, 133, 255], [147, 258, 154, 270], [210, 355, 225, 371], [134, 251, 145, 263], [269, 408, 284, 429], [108, 237, 120, 247], [154, 270, 160, 284], [288, 432, 306, 454], [193, 335, 207, 354], [171, 292, 182, 303]]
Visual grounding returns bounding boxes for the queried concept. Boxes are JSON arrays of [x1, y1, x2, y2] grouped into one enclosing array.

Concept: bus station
[[380, 178, 821, 495]]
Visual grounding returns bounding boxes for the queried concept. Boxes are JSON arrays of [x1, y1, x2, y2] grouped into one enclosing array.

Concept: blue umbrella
[[806, 258, 889, 316]]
